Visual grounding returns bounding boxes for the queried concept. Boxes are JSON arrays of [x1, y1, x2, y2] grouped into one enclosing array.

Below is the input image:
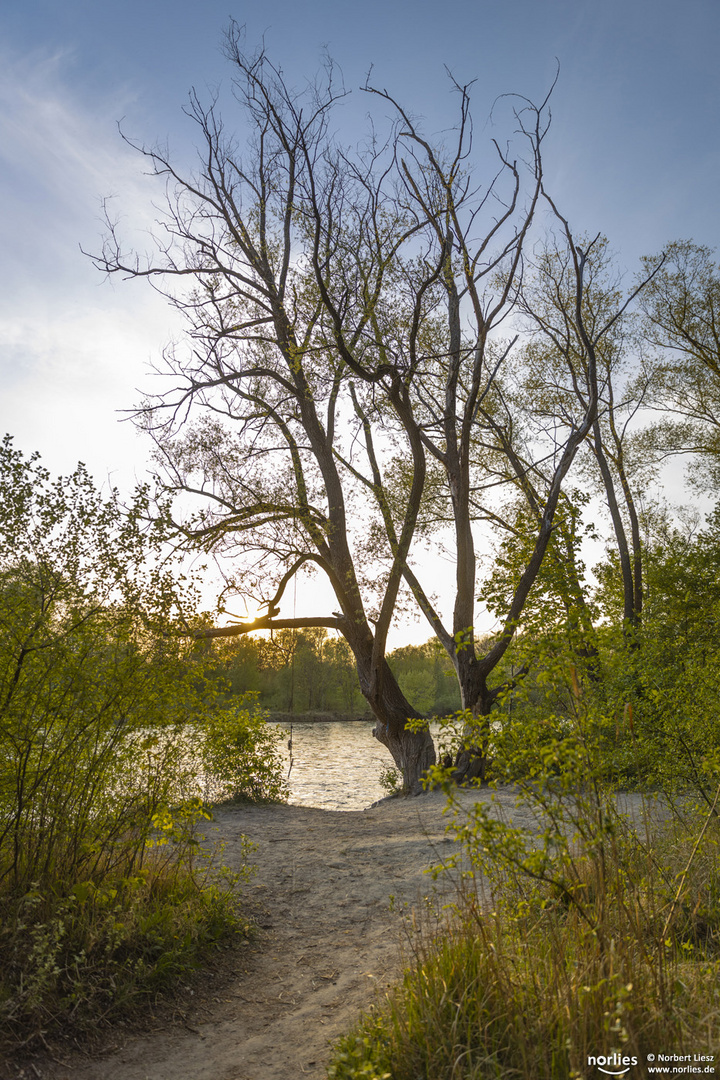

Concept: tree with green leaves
[[638, 240, 720, 491], [512, 234, 669, 641], [0, 437, 288, 1046], [0, 435, 201, 894]]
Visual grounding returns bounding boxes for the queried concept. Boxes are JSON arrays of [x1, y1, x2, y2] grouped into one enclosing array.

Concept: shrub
[[0, 440, 280, 1053], [198, 695, 288, 804], [330, 669, 720, 1078]]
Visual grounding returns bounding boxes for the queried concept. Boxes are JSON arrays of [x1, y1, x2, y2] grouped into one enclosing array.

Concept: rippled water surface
[[271, 721, 398, 811]]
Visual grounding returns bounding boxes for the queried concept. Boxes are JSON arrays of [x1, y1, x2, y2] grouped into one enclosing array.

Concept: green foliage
[[377, 764, 402, 797], [639, 241, 720, 492], [642, 506, 720, 649], [208, 628, 368, 716], [0, 858, 245, 1052], [0, 439, 207, 896], [331, 822, 720, 1080], [481, 490, 597, 659], [198, 695, 288, 803], [0, 440, 281, 1051], [330, 638, 720, 1078], [589, 508, 720, 794], [387, 640, 460, 717], [594, 507, 720, 643], [206, 630, 462, 721]]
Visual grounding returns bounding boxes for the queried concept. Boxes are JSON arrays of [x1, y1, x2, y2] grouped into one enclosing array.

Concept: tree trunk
[[452, 667, 493, 784], [372, 719, 437, 795], [357, 653, 436, 794]]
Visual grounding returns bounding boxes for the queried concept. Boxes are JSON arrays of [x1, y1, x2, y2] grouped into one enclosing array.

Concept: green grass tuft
[[329, 794, 720, 1080]]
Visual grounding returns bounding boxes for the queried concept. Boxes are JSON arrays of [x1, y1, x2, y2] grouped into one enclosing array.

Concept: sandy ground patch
[[14, 786, 662, 1080]]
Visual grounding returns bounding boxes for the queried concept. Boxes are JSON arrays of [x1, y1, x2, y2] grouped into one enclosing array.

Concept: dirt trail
[[31, 787, 659, 1080]]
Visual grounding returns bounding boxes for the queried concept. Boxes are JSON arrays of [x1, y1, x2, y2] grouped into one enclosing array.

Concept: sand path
[[31, 787, 658, 1080]]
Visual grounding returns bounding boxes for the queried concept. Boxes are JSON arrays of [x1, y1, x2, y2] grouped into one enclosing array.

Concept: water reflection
[[272, 720, 395, 811]]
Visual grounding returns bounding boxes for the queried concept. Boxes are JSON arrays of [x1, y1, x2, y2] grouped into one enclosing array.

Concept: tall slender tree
[[638, 241, 720, 492], [513, 236, 665, 640]]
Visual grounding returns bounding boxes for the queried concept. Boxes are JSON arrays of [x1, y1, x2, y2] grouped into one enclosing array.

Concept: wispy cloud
[[0, 44, 165, 273], [0, 44, 180, 485]]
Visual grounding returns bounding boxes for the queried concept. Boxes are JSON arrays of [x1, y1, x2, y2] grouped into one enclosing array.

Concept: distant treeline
[[205, 628, 461, 718]]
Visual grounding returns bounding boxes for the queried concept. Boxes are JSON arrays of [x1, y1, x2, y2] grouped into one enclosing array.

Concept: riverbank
[[268, 712, 374, 724], [18, 788, 661, 1080]]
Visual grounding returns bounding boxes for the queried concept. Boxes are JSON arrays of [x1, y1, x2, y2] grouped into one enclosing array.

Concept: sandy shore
[[25, 786, 661, 1080]]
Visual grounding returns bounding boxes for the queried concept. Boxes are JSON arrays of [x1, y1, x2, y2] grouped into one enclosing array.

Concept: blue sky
[[0, 0, 718, 636]]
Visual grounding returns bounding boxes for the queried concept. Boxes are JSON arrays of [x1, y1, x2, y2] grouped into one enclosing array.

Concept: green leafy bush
[[0, 440, 280, 1052], [330, 648, 720, 1079], [198, 695, 288, 803]]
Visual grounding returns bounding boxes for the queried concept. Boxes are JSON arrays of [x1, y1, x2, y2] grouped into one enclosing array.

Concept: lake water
[[271, 720, 404, 811]]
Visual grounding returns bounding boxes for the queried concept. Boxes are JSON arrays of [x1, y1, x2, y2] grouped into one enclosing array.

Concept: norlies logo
[[588, 1052, 638, 1076]]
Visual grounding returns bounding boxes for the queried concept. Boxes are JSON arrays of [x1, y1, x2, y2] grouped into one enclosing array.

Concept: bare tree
[[344, 86, 609, 779], [91, 27, 617, 788]]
